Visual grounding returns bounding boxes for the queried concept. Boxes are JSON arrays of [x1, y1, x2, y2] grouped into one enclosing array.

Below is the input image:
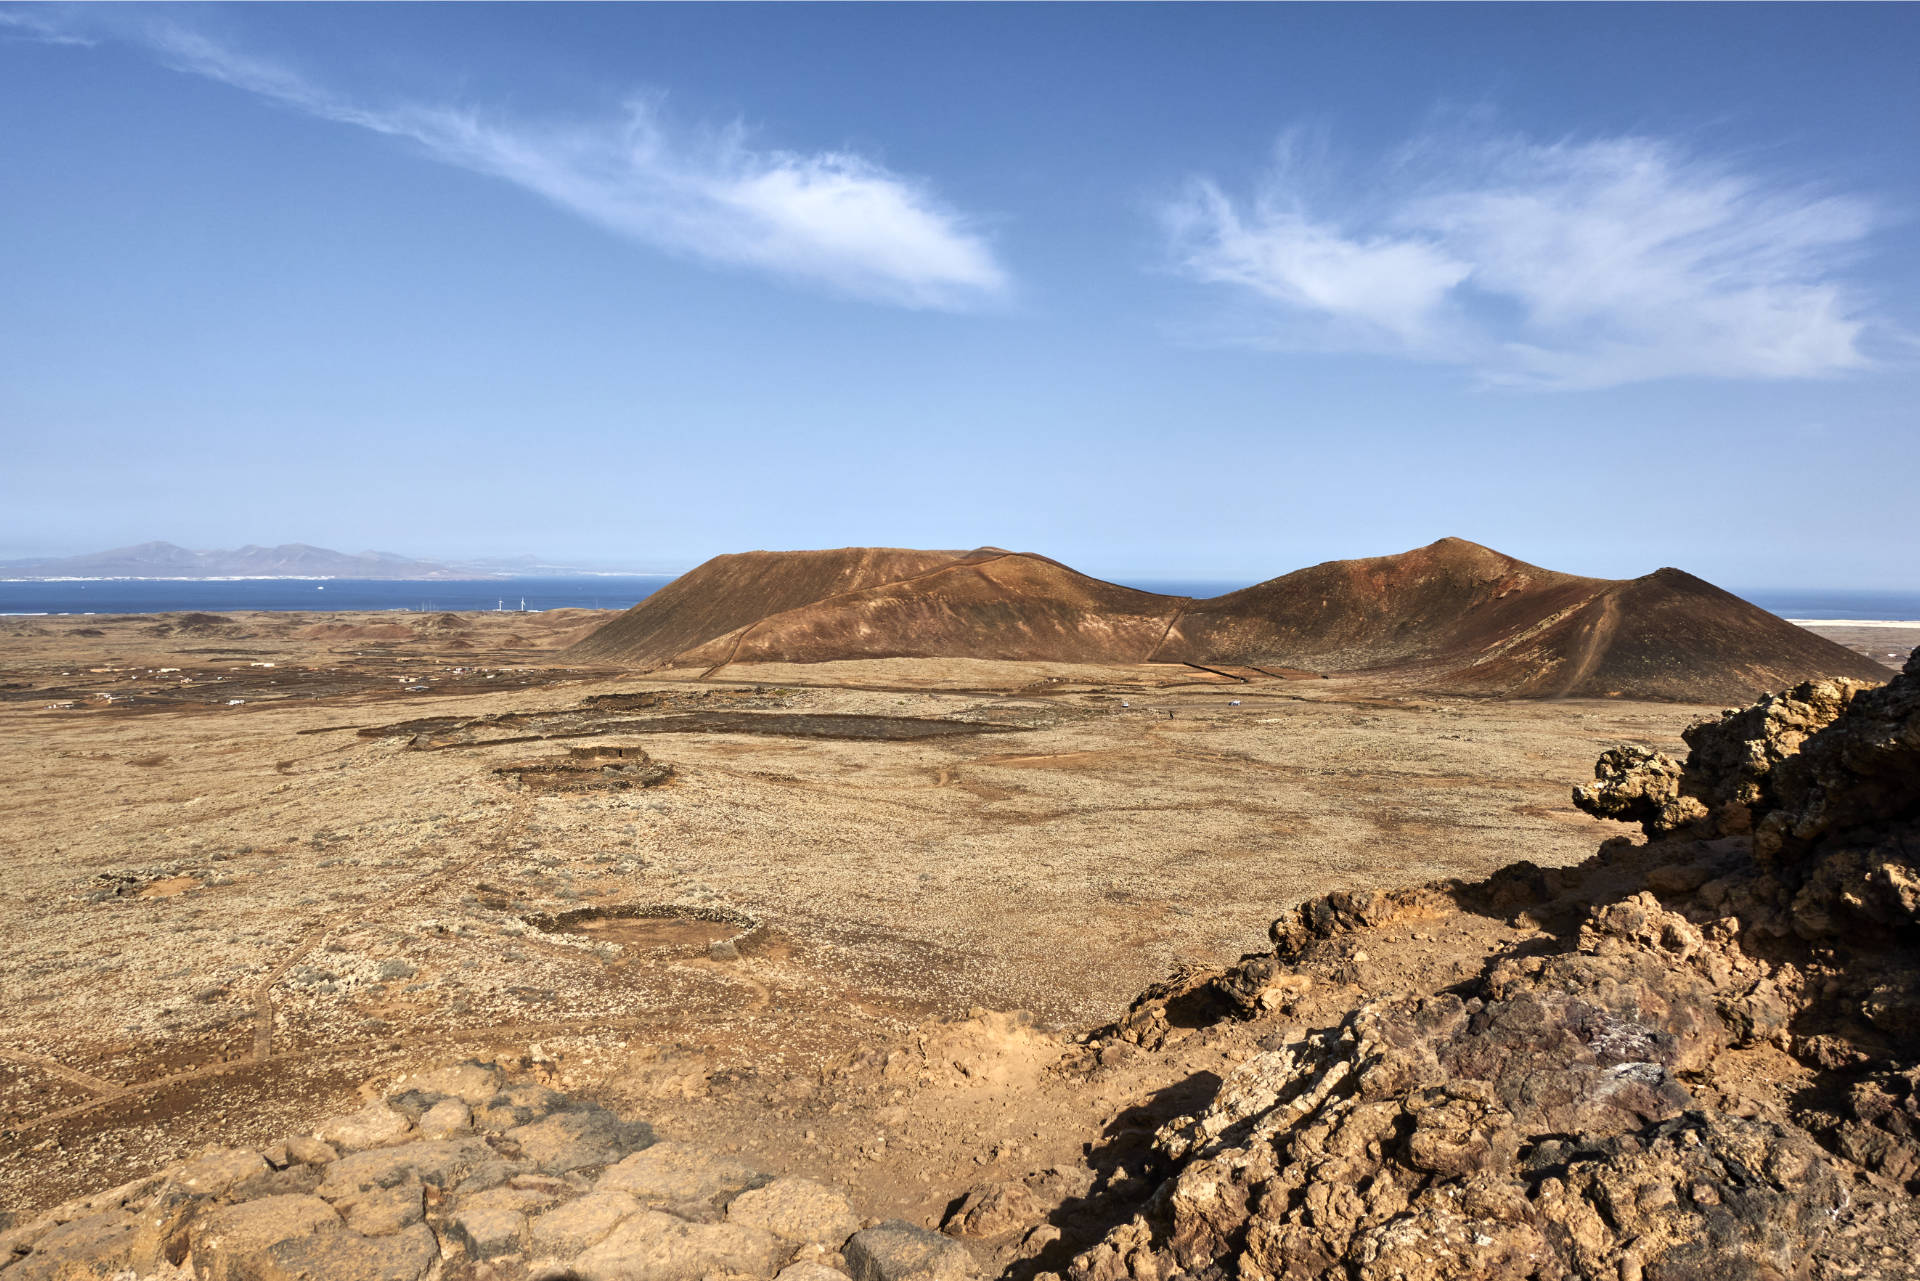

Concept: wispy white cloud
[[0, 8, 96, 46], [1166, 126, 1883, 388], [37, 15, 1008, 309]]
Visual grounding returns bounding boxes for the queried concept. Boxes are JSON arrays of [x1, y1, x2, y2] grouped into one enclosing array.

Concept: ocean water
[[1, 575, 1914, 621], [1116, 579, 1257, 599], [0, 575, 1260, 615], [0, 576, 672, 615], [1735, 590, 1920, 622]]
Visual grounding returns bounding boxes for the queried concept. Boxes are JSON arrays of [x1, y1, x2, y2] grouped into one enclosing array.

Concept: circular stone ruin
[[493, 743, 674, 791], [524, 902, 762, 959]]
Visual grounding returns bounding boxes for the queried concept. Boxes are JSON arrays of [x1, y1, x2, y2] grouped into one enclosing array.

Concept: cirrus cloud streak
[[24, 13, 1008, 310], [1167, 128, 1882, 388]]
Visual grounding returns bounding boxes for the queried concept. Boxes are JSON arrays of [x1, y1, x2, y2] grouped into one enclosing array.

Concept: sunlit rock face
[[1068, 648, 1920, 1281]]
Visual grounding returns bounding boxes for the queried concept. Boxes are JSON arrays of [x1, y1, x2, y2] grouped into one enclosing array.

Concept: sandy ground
[[0, 608, 1834, 1227], [1788, 620, 1920, 671]]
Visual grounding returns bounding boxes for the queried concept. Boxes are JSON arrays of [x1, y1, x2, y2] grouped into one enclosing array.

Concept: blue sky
[[2, 3, 1915, 588]]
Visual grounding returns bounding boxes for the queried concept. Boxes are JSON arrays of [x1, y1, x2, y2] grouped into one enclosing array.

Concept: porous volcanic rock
[[569, 540, 1885, 701], [1573, 674, 1876, 838], [1058, 648, 1920, 1281]]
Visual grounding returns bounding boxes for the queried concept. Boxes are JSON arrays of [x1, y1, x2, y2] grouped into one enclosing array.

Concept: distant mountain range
[[0, 542, 606, 580]]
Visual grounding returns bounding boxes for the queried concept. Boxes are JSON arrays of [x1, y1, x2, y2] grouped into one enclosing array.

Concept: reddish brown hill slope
[[569, 540, 1886, 700], [567, 547, 965, 668], [1469, 567, 1889, 702], [1152, 538, 1601, 672], [674, 549, 1178, 668], [1154, 540, 1886, 701]]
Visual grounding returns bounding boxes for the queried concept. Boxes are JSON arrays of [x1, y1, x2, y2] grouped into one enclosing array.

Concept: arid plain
[[0, 606, 1898, 1230]]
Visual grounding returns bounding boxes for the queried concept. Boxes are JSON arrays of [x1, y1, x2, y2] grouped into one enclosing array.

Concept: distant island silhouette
[[0, 541, 604, 581]]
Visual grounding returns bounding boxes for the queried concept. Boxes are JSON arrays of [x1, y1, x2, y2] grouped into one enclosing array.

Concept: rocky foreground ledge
[[1061, 651, 1920, 1281], [0, 1061, 979, 1281]]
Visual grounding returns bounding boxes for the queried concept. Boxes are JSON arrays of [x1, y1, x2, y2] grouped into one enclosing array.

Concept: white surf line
[[1788, 619, 1920, 628]]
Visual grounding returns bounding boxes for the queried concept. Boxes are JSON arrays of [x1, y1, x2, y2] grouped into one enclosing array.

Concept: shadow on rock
[[1057, 650, 1920, 1281]]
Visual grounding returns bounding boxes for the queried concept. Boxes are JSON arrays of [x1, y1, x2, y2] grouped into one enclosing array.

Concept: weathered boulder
[[191, 1195, 339, 1281], [726, 1177, 860, 1247], [280, 1138, 336, 1168], [174, 1149, 272, 1200], [2, 1210, 140, 1281], [845, 1220, 977, 1281], [313, 1103, 412, 1153], [941, 1168, 1091, 1242], [415, 1097, 470, 1138], [1573, 743, 1706, 835], [1268, 885, 1453, 960], [1684, 676, 1870, 822], [1573, 674, 1882, 847]]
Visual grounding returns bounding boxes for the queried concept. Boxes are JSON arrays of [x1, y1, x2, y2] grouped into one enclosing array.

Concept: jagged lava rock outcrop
[[1062, 650, 1919, 1281]]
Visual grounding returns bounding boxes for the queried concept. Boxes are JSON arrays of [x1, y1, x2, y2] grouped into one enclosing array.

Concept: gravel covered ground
[[0, 611, 1720, 1219]]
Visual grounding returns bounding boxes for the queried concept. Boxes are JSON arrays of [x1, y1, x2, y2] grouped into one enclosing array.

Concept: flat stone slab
[[506, 1104, 654, 1172], [777, 1264, 857, 1281], [193, 1195, 341, 1281], [316, 1137, 495, 1200], [446, 1206, 528, 1260], [529, 1191, 644, 1257], [175, 1148, 272, 1199], [3, 1210, 139, 1281], [569, 1210, 788, 1281], [596, 1142, 764, 1216], [388, 1061, 506, 1105], [314, 1103, 413, 1152], [475, 1083, 576, 1131], [256, 1223, 438, 1281], [339, 1182, 424, 1236]]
